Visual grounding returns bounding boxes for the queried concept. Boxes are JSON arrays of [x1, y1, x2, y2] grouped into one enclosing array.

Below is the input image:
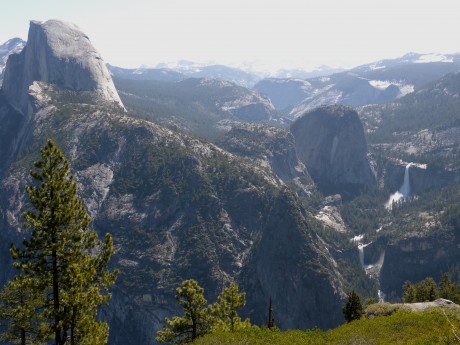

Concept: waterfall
[[399, 163, 412, 198], [358, 244, 364, 268], [386, 163, 412, 209], [357, 242, 381, 272]]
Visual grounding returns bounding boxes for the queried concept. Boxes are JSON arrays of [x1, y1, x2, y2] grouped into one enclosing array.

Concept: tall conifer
[[211, 281, 249, 332], [156, 279, 213, 344], [342, 290, 363, 323], [0, 275, 45, 345], [9, 140, 117, 345]]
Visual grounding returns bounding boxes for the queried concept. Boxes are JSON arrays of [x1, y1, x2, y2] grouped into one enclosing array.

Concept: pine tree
[[415, 277, 438, 302], [403, 281, 417, 303], [9, 140, 117, 345], [439, 273, 457, 302], [342, 290, 363, 323], [0, 275, 46, 345], [156, 279, 213, 344], [211, 281, 249, 332]]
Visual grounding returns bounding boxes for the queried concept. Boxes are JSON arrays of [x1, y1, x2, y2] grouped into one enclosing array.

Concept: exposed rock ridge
[[403, 298, 459, 312], [0, 38, 26, 78], [218, 122, 308, 181], [2, 19, 124, 116]]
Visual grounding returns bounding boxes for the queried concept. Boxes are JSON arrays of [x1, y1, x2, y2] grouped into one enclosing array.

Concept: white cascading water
[[379, 163, 415, 300], [353, 236, 386, 302], [386, 163, 412, 209], [399, 163, 412, 198], [358, 243, 364, 267]]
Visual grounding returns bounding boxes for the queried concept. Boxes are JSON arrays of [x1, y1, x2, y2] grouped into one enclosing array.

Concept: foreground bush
[[363, 302, 411, 318]]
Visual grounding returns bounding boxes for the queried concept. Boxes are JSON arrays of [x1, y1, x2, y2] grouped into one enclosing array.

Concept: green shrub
[[195, 308, 460, 345], [364, 303, 411, 318]]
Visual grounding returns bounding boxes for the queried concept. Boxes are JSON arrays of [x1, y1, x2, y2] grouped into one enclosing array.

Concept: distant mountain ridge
[[107, 64, 185, 82], [113, 76, 284, 140], [110, 61, 260, 88], [254, 52, 460, 118], [0, 38, 26, 79], [4, 32, 460, 113]]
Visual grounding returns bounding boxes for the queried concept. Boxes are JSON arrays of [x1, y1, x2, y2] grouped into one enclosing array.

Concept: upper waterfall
[[399, 163, 412, 198], [386, 163, 412, 209]]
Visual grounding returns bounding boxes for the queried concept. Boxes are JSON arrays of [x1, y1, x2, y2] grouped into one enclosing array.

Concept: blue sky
[[2, 0, 460, 73]]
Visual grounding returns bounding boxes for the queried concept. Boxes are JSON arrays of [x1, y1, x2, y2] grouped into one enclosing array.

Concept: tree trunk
[[53, 247, 61, 345], [71, 307, 76, 345], [192, 317, 197, 340], [51, 188, 61, 345], [21, 328, 26, 345], [230, 290, 234, 332]]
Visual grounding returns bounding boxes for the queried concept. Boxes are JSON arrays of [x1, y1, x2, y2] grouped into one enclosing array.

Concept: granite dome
[[2, 19, 124, 116]]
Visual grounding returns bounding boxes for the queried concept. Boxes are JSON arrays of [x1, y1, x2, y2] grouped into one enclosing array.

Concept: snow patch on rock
[[368, 80, 414, 97], [414, 54, 453, 64]]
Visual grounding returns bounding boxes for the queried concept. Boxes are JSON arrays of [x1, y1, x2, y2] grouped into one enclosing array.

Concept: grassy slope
[[195, 308, 460, 344]]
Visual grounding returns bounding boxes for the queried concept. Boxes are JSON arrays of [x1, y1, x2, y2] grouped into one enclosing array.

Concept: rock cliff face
[[240, 193, 345, 329], [0, 38, 26, 79], [2, 20, 124, 116], [218, 122, 308, 182], [380, 234, 460, 296], [291, 105, 375, 192]]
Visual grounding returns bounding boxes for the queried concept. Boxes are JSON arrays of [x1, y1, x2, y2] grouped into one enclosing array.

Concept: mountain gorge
[[0, 20, 349, 344], [1, 18, 460, 345]]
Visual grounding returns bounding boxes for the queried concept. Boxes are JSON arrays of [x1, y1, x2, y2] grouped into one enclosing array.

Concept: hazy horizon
[[2, 0, 460, 74]]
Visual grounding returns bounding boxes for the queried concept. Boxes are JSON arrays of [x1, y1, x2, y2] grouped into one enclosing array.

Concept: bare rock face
[[218, 122, 308, 181], [0, 38, 26, 78], [380, 235, 460, 297], [404, 299, 459, 312], [2, 20, 124, 116], [291, 105, 375, 191]]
